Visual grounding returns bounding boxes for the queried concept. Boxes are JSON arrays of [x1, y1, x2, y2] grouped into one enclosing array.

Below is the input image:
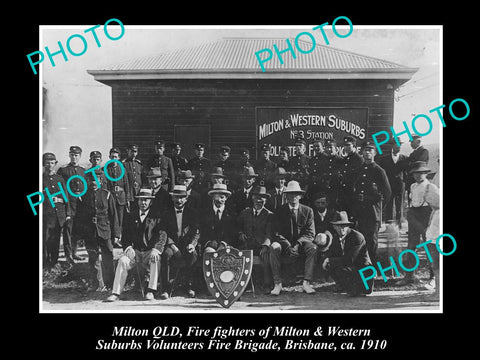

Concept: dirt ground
[[41, 228, 440, 312]]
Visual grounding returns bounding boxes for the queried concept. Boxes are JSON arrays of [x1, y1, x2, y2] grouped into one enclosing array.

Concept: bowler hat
[[170, 185, 188, 196], [135, 188, 156, 199], [409, 161, 431, 174], [241, 166, 258, 178], [210, 167, 226, 178], [330, 211, 353, 225], [207, 183, 232, 197], [146, 167, 163, 178], [283, 180, 305, 194], [251, 186, 271, 198]]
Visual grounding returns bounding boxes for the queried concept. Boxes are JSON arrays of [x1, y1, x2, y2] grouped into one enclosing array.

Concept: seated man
[[237, 186, 274, 291], [321, 211, 374, 296], [270, 181, 317, 295], [160, 185, 200, 299], [199, 183, 238, 253], [106, 188, 167, 302]]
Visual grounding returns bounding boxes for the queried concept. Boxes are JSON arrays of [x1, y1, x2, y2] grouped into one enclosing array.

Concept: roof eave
[[87, 68, 419, 82]]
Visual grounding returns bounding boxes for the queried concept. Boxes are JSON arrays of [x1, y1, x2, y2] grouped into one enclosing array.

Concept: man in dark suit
[[212, 145, 236, 189], [160, 185, 200, 299], [266, 167, 287, 213], [255, 144, 277, 189], [237, 186, 275, 290], [106, 188, 167, 302], [338, 136, 364, 217], [199, 184, 238, 253], [322, 211, 374, 296], [377, 139, 408, 228], [146, 167, 172, 216], [228, 166, 257, 215], [270, 181, 317, 295], [42, 152, 71, 268], [170, 142, 188, 178], [188, 143, 212, 194], [76, 169, 121, 291], [177, 170, 201, 211], [147, 139, 176, 192]]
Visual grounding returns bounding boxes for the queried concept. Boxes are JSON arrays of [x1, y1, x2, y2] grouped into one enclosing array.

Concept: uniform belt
[[91, 215, 108, 223], [114, 185, 124, 192]]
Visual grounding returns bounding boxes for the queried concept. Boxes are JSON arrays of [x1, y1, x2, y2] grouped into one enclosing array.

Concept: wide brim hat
[[178, 170, 194, 179], [330, 211, 353, 225], [241, 166, 258, 178], [314, 232, 333, 253], [210, 167, 226, 178], [135, 188, 156, 199], [283, 180, 305, 194], [251, 186, 271, 198], [146, 167, 163, 178], [409, 161, 431, 174], [207, 183, 232, 196]]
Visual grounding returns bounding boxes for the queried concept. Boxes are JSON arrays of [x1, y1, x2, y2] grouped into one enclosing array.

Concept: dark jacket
[[377, 153, 408, 195], [56, 163, 86, 215], [147, 154, 176, 191], [327, 229, 372, 270], [122, 208, 166, 253], [228, 187, 254, 215], [160, 205, 200, 249], [237, 207, 274, 249], [104, 163, 132, 205], [149, 187, 172, 217], [42, 173, 71, 227], [122, 158, 143, 196], [274, 203, 315, 246], [313, 207, 336, 235], [76, 188, 120, 240], [265, 187, 287, 213], [199, 204, 238, 246]]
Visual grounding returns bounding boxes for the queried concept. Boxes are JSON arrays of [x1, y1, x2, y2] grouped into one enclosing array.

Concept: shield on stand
[[203, 247, 253, 309]]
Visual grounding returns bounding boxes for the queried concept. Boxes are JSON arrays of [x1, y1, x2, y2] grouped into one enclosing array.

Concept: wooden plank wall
[[108, 78, 395, 163]]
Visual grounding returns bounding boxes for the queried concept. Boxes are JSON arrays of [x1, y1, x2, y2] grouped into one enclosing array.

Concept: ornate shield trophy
[[203, 247, 253, 308]]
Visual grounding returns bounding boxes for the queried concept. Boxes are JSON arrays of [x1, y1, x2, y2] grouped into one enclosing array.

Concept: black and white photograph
[[38, 24, 442, 312]]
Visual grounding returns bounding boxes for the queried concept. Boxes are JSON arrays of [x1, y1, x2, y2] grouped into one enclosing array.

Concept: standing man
[[170, 142, 188, 180], [255, 144, 277, 189], [228, 167, 258, 215], [377, 139, 408, 229], [317, 139, 342, 209], [147, 139, 175, 192], [199, 183, 238, 253], [146, 167, 171, 216], [188, 143, 211, 194], [106, 188, 167, 302], [338, 136, 364, 216], [57, 145, 86, 263], [76, 169, 120, 291], [123, 144, 143, 203], [105, 147, 132, 234], [276, 146, 290, 172], [213, 145, 236, 188], [352, 142, 391, 263], [43, 152, 70, 268], [269, 181, 317, 295], [237, 186, 275, 291], [160, 185, 200, 299], [89, 151, 103, 172], [306, 140, 327, 201], [322, 211, 374, 296], [265, 167, 287, 213], [287, 138, 310, 189]]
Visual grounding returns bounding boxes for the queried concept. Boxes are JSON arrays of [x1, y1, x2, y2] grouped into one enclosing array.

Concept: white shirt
[[275, 187, 284, 195], [175, 207, 184, 237], [317, 209, 327, 222], [139, 209, 150, 223], [244, 186, 253, 197], [391, 152, 400, 164], [410, 179, 431, 207], [253, 207, 264, 217], [213, 203, 225, 219]]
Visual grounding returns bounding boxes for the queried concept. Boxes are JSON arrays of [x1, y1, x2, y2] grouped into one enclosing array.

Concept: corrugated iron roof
[[88, 37, 418, 80]]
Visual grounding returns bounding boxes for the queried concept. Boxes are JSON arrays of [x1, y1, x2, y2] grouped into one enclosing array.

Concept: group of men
[[42, 133, 438, 301]]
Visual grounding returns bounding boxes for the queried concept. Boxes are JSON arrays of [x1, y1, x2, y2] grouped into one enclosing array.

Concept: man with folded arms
[[270, 181, 317, 295], [106, 188, 167, 302]]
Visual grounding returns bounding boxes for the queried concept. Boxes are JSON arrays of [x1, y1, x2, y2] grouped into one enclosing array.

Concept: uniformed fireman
[[306, 140, 327, 201], [255, 144, 277, 189], [89, 150, 103, 171], [76, 169, 120, 291], [147, 139, 176, 192], [338, 136, 364, 216], [170, 142, 188, 178], [276, 146, 290, 174], [42, 152, 71, 268], [314, 139, 342, 209], [212, 145, 236, 183], [104, 147, 132, 233], [56, 145, 86, 263], [352, 141, 391, 263], [123, 144, 143, 205], [287, 138, 310, 188], [188, 143, 211, 193]]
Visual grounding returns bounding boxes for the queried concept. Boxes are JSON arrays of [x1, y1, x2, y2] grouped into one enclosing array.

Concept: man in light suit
[[270, 181, 317, 295], [160, 185, 200, 299], [237, 186, 275, 291]]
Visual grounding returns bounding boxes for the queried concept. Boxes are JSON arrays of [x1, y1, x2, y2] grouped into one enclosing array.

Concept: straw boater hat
[[330, 211, 353, 225], [169, 185, 188, 196], [409, 161, 431, 174], [251, 186, 271, 198], [135, 188, 155, 199], [207, 183, 232, 197], [283, 180, 305, 194]]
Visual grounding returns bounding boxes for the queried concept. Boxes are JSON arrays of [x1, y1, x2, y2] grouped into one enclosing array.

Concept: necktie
[[216, 209, 221, 221], [291, 209, 298, 238]]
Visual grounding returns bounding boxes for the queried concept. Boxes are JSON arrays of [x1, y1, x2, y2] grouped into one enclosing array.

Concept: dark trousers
[[330, 265, 373, 295], [161, 244, 198, 292], [404, 206, 432, 271], [270, 240, 317, 283], [238, 243, 272, 286], [62, 217, 79, 261], [85, 236, 114, 288], [43, 219, 62, 265], [357, 220, 380, 264]]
